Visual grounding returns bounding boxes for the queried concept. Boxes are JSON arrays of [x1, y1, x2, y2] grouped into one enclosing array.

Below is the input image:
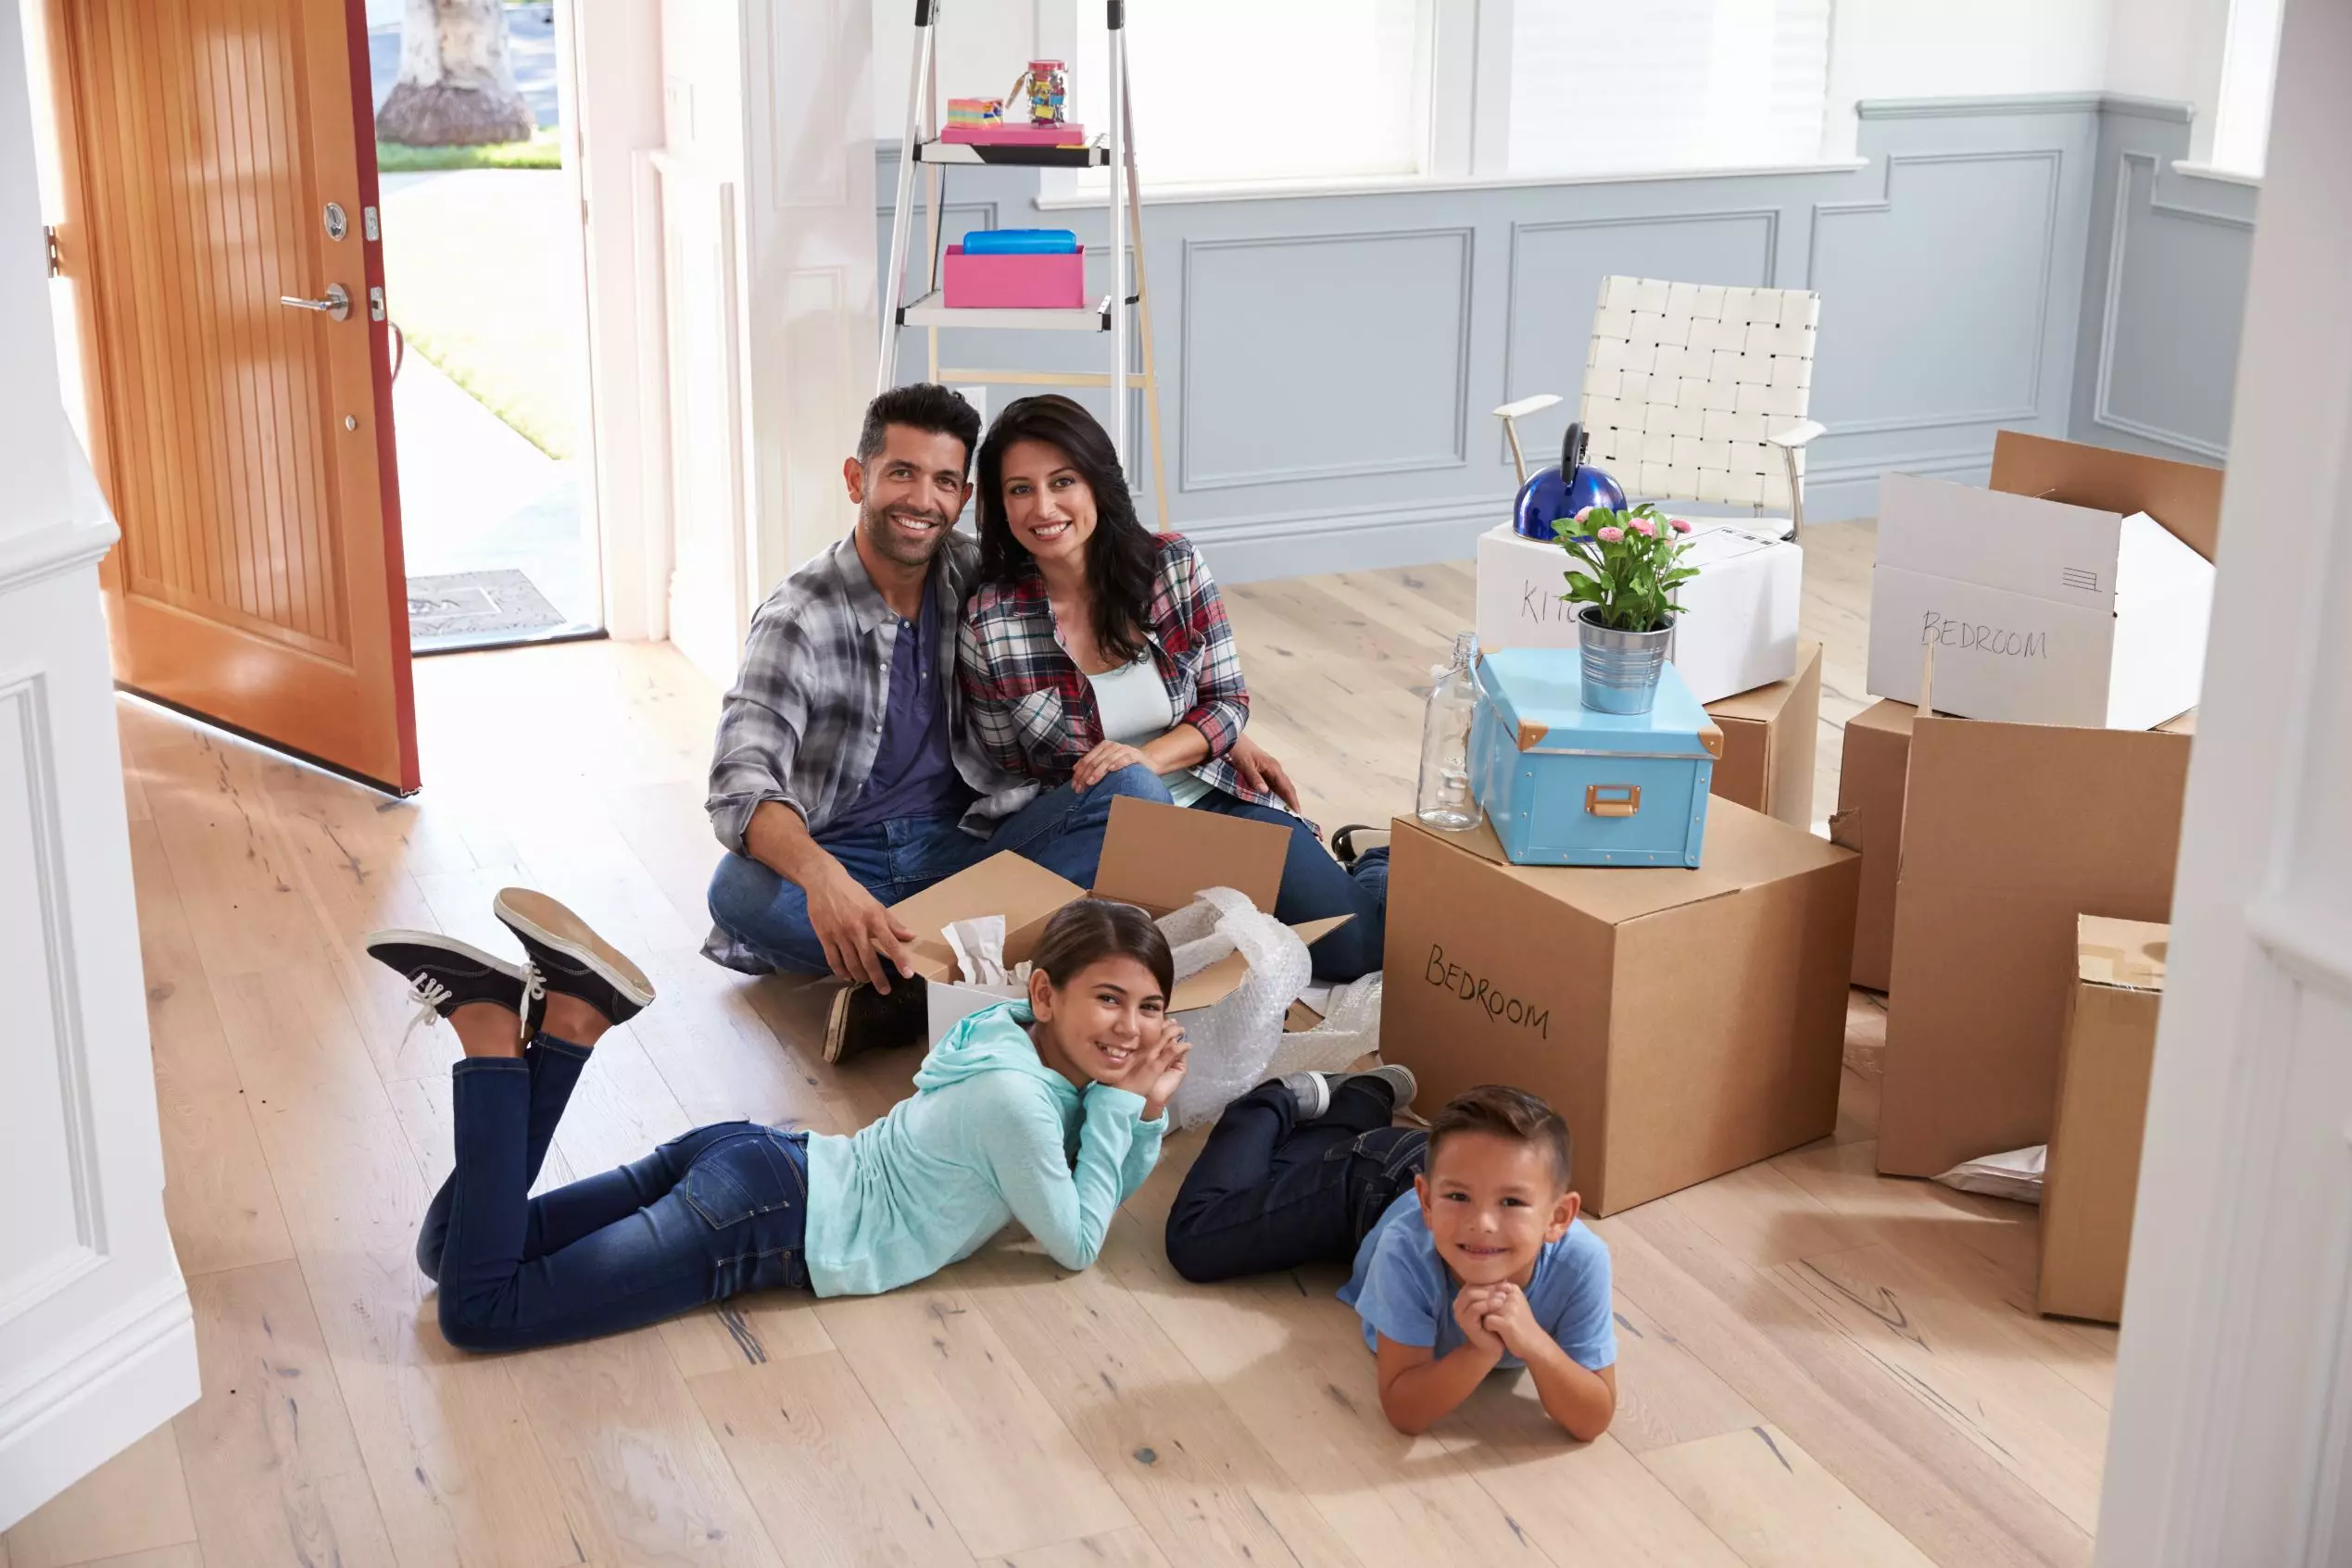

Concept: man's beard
[[860, 498, 955, 569]]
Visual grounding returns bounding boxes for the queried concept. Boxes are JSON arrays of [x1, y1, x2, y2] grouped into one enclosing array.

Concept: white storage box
[[1475, 520, 1801, 704], [1867, 433, 2220, 732]]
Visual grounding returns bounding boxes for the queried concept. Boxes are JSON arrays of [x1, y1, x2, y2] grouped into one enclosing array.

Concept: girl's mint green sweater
[[802, 1001, 1166, 1297]]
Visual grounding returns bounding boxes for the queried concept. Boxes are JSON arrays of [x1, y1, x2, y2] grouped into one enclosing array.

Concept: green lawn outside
[[380, 169, 584, 459], [377, 128, 562, 173]]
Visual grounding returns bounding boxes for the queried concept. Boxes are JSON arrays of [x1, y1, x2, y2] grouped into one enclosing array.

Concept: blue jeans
[[1192, 790, 1390, 982], [706, 764, 1174, 977], [1164, 1077, 1427, 1283], [418, 1036, 811, 1352]]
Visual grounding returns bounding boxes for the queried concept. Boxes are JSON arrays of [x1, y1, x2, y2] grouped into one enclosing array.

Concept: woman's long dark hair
[[975, 395, 1157, 665], [1030, 897, 1175, 1003]]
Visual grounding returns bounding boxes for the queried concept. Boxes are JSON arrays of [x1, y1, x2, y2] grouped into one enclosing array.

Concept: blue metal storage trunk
[[1468, 649, 1722, 867]]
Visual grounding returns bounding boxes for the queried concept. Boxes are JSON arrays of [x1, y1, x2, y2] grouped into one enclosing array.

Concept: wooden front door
[[44, 0, 418, 792]]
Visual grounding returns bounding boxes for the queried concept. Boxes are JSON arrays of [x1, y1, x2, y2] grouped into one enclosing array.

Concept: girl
[[958, 394, 1390, 982], [378, 889, 1187, 1352]]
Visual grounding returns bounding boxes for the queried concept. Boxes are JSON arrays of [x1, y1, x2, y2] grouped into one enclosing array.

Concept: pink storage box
[[941, 245, 1087, 309]]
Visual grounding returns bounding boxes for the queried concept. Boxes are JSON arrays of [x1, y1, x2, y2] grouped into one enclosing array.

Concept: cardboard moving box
[[1379, 800, 1857, 1214], [1876, 713, 2191, 1178], [2040, 915, 2167, 1324], [1706, 640, 1821, 830], [1475, 521, 1801, 703], [1868, 432, 2221, 732], [1828, 697, 1917, 991], [890, 797, 1347, 1045]]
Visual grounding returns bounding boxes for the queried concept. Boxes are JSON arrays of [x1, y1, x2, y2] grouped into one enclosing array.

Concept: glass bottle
[[1415, 632, 1482, 830]]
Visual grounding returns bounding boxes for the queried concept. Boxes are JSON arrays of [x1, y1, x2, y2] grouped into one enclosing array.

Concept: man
[[704, 384, 1200, 1060]]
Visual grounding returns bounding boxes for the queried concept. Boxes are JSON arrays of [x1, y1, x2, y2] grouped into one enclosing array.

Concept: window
[[1073, 0, 1435, 187], [1052, 0, 1833, 192], [2209, 0, 2283, 177], [1503, 0, 1833, 176]]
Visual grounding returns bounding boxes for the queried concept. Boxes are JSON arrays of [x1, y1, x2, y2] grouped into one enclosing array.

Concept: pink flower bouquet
[[1553, 503, 1700, 633]]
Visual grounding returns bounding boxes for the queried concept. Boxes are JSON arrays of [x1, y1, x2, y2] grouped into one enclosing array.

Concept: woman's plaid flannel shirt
[[955, 533, 1289, 813]]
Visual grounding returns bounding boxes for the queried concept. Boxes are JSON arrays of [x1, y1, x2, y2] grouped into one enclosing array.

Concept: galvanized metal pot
[[1577, 606, 1674, 714]]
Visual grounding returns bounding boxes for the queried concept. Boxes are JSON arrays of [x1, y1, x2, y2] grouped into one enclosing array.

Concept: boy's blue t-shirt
[[1336, 1189, 1617, 1371]]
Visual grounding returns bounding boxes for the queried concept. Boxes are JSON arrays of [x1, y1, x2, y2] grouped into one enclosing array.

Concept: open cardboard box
[[1706, 639, 1822, 830], [1876, 709, 2192, 1177], [1868, 432, 2221, 732], [2040, 914, 2168, 1324], [887, 797, 1349, 1043], [1829, 696, 1918, 991]]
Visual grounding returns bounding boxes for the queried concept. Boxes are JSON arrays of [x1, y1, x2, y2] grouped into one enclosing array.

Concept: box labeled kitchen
[[1475, 520, 1801, 704]]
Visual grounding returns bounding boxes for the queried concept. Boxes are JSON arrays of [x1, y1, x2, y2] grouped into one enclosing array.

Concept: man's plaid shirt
[[955, 533, 1287, 812], [704, 532, 1031, 857]]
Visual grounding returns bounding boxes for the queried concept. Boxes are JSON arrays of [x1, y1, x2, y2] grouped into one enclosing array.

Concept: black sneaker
[[824, 978, 929, 1063], [491, 888, 656, 1028], [1328, 823, 1386, 870], [363, 930, 547, 1038]]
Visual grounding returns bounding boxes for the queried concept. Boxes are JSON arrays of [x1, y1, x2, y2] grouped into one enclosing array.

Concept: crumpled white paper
[[1931, 1144, 2045, 1204], [945, 914, 1030, 987]]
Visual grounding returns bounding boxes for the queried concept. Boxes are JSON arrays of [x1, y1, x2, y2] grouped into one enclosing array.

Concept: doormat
[[407, 570, 567, 650]]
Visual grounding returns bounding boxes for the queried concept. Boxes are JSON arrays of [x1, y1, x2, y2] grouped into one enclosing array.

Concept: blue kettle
[[1513, 421, 1627, 541]]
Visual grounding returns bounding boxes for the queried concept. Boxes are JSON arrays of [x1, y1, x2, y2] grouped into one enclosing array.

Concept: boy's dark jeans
[[1164, 1077, 1427, 1283]]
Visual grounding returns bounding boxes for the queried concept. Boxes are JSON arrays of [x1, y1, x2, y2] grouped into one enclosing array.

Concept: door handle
[[280, 283, 351, 321]]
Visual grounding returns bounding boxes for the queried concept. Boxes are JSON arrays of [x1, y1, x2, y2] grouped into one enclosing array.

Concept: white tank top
[[1086, 658, 1214, 807]]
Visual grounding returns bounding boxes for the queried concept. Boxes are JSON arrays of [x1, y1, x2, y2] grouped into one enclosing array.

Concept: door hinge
[[44, 224, 60, 277]]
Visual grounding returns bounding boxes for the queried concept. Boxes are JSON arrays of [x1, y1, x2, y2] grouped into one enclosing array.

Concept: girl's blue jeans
[[416, 1035, 809, 1353]]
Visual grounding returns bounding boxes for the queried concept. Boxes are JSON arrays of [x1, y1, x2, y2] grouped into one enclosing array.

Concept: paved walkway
[[391, 351, 594, 637]]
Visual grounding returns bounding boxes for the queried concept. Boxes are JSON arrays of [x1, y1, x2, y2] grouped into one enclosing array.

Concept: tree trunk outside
[[374, 0, 534, 147]]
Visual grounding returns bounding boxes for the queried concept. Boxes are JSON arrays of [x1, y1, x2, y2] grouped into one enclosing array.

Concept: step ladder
[[876, 0, 1170, 526]]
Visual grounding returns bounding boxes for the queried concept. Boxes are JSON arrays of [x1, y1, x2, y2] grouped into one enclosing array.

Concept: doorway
[[366, 0, 603, 654]]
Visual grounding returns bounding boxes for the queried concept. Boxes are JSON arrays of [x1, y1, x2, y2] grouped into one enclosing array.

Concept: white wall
[[0, 0, 199, 1527], [2106, 0, 2234, 157], [870, 0, 1037, 143], [1822, 0, 2112, 153]]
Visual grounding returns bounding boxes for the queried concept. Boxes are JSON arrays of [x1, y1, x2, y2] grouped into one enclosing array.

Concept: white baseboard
[[0, 1276, 199, 1530]]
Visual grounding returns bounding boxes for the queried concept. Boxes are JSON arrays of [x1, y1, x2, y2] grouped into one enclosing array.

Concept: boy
[[1165, 1073, 1616, 1438]]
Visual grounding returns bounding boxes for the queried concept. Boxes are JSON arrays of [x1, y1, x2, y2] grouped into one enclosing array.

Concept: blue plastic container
[[1468, 648, 1721, 867]]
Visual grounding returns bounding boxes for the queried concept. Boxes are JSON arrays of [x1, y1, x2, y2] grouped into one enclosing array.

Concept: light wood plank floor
[[13, 521, 2113, 1568]]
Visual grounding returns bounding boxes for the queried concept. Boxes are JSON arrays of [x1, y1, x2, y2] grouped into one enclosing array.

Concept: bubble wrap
[[1159, 887, 1386, 1130]]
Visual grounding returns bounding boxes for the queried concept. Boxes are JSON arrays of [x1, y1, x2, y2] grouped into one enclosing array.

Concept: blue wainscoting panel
[[1809, 151, 2059, 435], [1179, 226, 1474, 491], [2091, 155, 2251, 461]]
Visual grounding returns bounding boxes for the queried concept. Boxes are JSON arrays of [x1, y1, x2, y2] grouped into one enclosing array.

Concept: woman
[[378, 889, 1187, 1352], [959, 395, 1389, 981]]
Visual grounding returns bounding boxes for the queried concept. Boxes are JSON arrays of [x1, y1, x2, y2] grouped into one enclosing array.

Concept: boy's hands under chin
[[1452, 1284, 1507, 1356], [1478, 1282, 1545, 1360]]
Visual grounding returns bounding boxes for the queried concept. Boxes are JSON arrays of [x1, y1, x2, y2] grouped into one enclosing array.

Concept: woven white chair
[[1577, 274, 1825, 540]]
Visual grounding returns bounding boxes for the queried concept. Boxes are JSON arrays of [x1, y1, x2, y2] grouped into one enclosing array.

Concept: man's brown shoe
[[823, 977, 930, 1063]]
